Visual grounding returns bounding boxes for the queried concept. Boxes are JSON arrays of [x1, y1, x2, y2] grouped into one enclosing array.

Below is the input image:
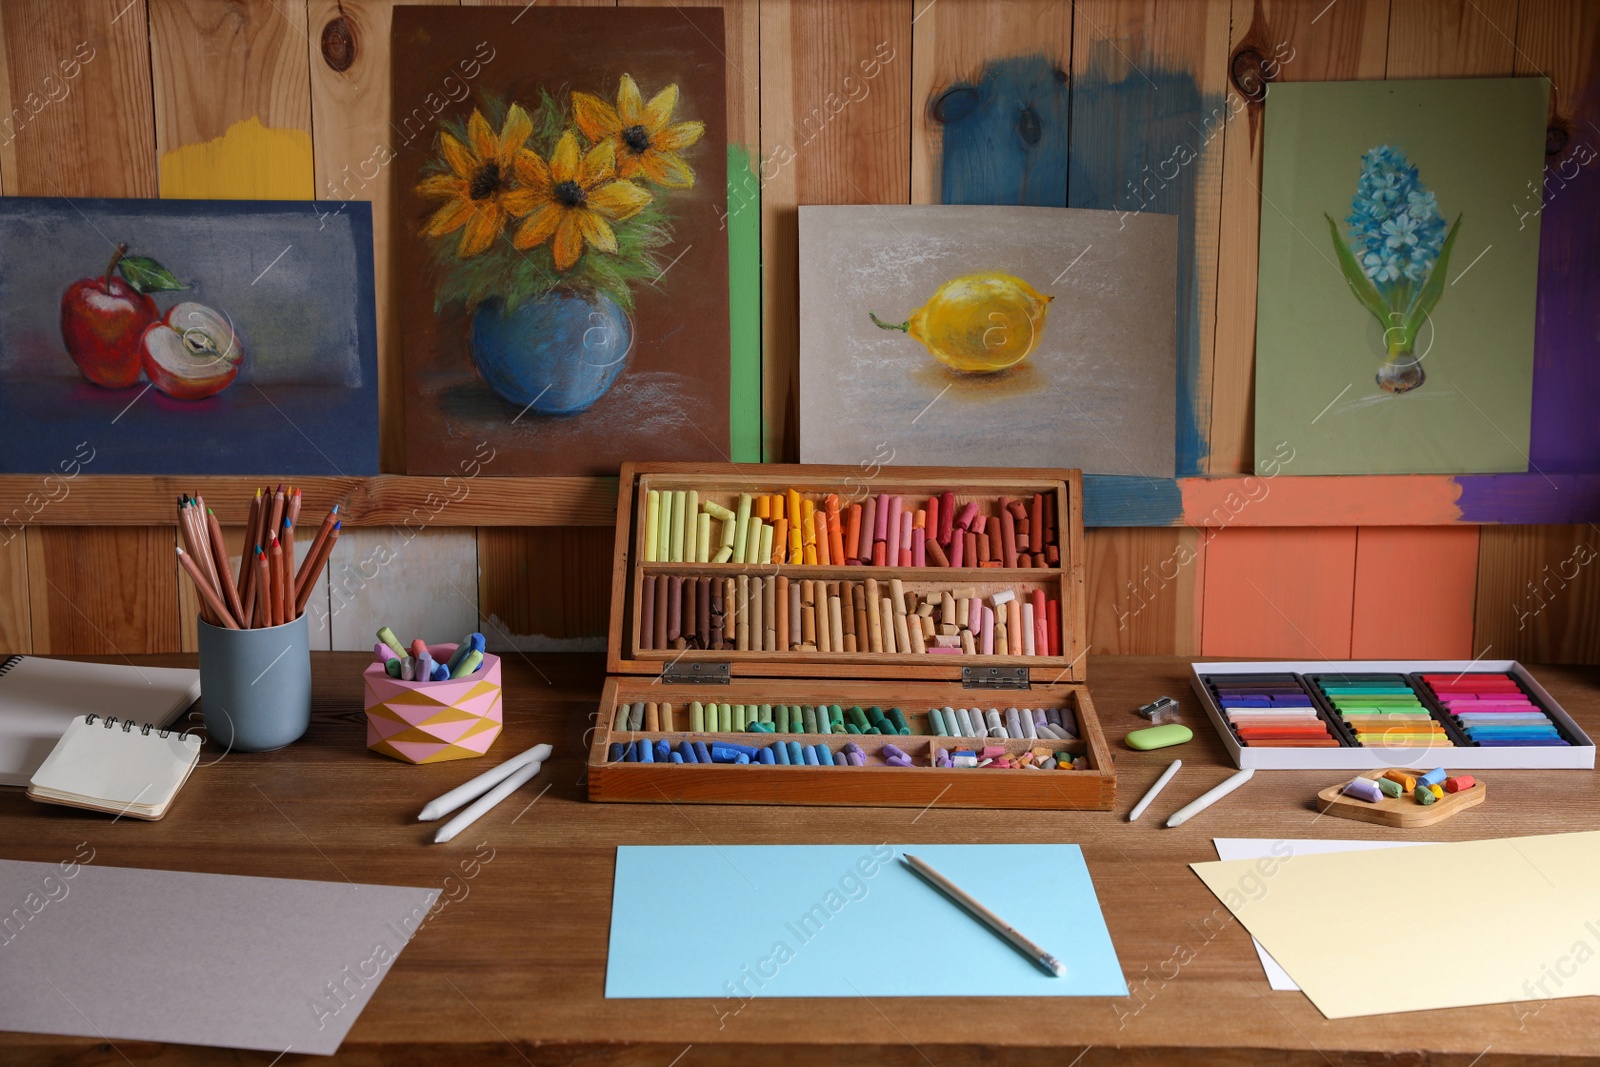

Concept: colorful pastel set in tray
[[590, 463, 1114, 810], [1189, 660, 1595, 770]]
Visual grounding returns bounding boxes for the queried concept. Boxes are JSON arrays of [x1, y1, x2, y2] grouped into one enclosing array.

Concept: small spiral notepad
[[27, 714, 202, 820]]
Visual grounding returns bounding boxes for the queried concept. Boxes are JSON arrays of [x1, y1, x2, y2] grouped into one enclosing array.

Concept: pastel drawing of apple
[[60, 243, 189, 388], [140, 301, 243, 399]]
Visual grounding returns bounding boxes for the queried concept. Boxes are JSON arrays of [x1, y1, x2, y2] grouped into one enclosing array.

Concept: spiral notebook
[[0, 654, 199, 786], [27, 714, 202, 819]]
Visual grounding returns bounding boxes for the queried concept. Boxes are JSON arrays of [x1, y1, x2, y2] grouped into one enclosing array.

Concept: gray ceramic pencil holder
[[196, 613, 312, 752]]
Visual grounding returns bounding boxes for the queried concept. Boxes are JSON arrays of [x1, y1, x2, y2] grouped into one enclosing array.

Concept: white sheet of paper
[[1212, 838, 1432, 990]]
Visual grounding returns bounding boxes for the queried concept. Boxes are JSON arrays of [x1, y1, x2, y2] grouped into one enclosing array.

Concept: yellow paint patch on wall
[[159, 116, 314, 200]]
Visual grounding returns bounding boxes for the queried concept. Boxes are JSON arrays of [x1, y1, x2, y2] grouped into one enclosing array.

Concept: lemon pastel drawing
[[870, 272, 1052, 373]]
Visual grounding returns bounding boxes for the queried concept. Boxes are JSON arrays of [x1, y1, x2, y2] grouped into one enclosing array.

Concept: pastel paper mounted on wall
[[0, 196, 378, 474], [1253, 78, 1548, 475], [798, 205, 1178, 477]]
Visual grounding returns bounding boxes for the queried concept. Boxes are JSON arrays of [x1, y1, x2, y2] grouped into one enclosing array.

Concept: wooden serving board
[[1315, 770, 1486, 827]]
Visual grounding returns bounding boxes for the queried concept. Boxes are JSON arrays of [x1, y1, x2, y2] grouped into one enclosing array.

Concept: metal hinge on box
[[962, 666, 1030, 690], [661, 661, 731, 684]]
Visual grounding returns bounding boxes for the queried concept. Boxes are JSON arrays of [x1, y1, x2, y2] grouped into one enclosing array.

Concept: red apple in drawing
[[60, 244, 159, 388], [139, 302, 244, 400]]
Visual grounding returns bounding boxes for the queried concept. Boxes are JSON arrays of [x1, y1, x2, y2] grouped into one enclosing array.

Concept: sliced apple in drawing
[[139, 301, 243, 399]]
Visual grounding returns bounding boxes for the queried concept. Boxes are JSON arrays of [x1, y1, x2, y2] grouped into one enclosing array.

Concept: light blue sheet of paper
[[606, 843, 1126, 998]]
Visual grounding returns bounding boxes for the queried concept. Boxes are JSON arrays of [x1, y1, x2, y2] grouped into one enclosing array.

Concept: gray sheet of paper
[[0, 858, 438, 1056], [798, 205, 1177, 476]]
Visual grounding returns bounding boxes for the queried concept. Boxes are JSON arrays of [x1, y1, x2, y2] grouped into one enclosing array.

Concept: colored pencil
[[294, 520, 340, 618], [296, 503, 338, 592], [282, 518, 297, 613], [238, 488, 262, 613], [177, 547, 237, 629], [269, 533, 285, 627], [206, 507, 246, 626], [254, 547, 270, 628]]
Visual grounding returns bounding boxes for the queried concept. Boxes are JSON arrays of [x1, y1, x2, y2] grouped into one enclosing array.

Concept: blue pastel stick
[[772, 741, 790, 765], [620, 743, 636, 763], [678, 741, 698, 764], [669, 752, 684, 763], [444, 635, 478, 672], [432, 663, 450, 681], [607, 742, 624, 762], [638, 738, 654, 764], [802, 745, 820, 766], [817, 745, 835, 766], [757, 746, 775, 764], [693, 741, 712, 764], [734, 753, 750, 764], [655, 740, 670, 762]]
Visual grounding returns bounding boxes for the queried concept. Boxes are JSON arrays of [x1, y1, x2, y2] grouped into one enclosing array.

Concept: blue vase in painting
[[468, 290, 632, 414]]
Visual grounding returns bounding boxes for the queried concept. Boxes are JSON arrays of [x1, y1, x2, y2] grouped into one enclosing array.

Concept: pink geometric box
[[363, 643, 502, 764]]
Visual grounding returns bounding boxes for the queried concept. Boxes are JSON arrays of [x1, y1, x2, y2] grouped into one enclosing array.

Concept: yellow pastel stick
[[643, 490, 660, 563], [758, 524, 774, 566], [657, 490, 673, 562], [670, 490, 687, 562], [696, 513, 712, 563], [733, 493, 752, 562], [704, 500, 735, 522]]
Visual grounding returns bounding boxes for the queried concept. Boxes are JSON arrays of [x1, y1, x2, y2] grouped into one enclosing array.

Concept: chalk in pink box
[[363, 643, 502, 764]]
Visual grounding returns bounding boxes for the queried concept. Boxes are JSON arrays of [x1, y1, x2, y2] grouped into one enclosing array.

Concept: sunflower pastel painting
[[394, 7, 729, 477]]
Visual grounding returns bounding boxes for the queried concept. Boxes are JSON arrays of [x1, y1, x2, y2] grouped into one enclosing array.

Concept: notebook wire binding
[[83, 713, 178, 739]]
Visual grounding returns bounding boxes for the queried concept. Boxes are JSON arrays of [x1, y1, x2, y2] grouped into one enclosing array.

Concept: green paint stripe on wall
[[728, 144, 761, 463]]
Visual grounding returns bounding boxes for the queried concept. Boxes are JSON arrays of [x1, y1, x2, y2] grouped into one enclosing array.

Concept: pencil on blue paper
[[901, 853, 1064, 977]]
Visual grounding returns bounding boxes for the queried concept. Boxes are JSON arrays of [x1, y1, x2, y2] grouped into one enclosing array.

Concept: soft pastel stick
[[844, 504, 862, 562], [858, 497, 877, 561], [814, 511, 831, 565], [643, 490, 660, 562], [451, 649, 483, 678], [884, 496, 902, 559], [733, 493, 752, 562], [377, 626, 407, 658]]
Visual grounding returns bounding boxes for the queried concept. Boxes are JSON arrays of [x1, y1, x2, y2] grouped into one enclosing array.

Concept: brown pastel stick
[[711, 580, 725, 648], [698, 577, 711, 648], [975, 530, 988, 565], [653, 574, 669, 649], [639, 572, 656, 650], [1019, 554, 1033, 568], [989, 523, 1003, 564], [667, 576, 683, 642], [801, 581, 816, 647], [736, 574, 750, 651], [925, 535, 949, 568], [788, 579, 801, 649], [865, 580, 884, 653], [879, 598, 897, 653], [682, 577, 698, 647], [892, 602, 912, 654], [815, 581, 830, 653], [1001, 510, 1018, 567], [1046, 544, 1060, 566], [768, 575, 780, 652], [646, 703, 660, 731], [750, 573, 764, 651], [775, 575, 788, 651], [1030, 493, 1044, 549], [829, 592, 845, 652]]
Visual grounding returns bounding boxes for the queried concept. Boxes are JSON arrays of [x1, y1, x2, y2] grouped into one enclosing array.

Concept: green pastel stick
[[848, 706, 870, 731], [802, 706, 818, 733], [759, 704, 773, 724], [735, 704, 748, 731], [776, 705, 790, 733], [376, 626, 407, 658], [449, 649, 482, 678], [690, 701, 705, 732], [385, 658, 401, 678]]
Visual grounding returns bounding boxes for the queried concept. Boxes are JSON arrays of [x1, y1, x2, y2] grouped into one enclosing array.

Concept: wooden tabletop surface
[[3, 653, 1599, 1066]]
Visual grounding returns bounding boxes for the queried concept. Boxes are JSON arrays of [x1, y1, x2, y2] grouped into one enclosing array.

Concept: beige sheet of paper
[[1190, 830, 1600, 1019]]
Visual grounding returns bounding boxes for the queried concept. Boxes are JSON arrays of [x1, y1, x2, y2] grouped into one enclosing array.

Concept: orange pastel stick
[[772, 518, 788, 564], [843, 504, 861, 563], [813, 511, 831, 566], [755, 495, 771, 520], [824, 496, 845, 565]]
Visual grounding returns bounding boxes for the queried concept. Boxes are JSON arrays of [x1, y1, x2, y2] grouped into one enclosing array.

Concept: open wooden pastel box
[[587, 463, 1116, 810]]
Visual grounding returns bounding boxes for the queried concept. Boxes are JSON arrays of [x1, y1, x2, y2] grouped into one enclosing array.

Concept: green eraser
[[1125, 723, 1193, 751]]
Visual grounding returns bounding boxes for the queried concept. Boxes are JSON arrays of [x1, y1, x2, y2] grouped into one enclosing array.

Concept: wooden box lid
[[607, 463, 1086, 684]]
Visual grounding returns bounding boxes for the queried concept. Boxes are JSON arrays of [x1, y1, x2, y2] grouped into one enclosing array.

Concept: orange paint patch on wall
[[158, 116, 314, 200], [1180, 474, 1463, 527], [1351, 526, 1480, 659], [1201, 527, 1357, 659]]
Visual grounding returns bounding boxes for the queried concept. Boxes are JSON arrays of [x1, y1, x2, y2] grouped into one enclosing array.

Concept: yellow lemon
[[870, 273, 1053, 373]]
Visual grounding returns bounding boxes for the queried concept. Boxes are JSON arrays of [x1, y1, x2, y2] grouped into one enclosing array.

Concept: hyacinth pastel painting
[[1254, 79, 1548, 476], [1328, 146, 1461, 394], [393, 7, 729, 477]]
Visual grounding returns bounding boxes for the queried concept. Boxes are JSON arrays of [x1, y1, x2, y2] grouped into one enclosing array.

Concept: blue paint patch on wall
[[934, 54, 1071, 207], [1069, 48, 1224, 477], [1082, 475, 1185, 527]]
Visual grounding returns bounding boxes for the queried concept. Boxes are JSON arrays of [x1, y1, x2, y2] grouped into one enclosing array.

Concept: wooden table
[[4, 653, 1599, 1066]]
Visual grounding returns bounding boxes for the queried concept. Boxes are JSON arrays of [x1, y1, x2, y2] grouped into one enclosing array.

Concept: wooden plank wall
[[0, 0, 1594, 664]]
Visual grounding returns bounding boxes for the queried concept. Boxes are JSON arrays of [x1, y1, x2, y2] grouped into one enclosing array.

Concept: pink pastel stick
[[981, 606, 995, 655], [858, 497, 877, 560], [971, 513, 986, 535], [884, 496, 902, 558], [926, 646, 962, 654], [968, 597, 983, 634], [1021, 602, 1036, 656], [374, 642, 389, 661], [873, 494, 891, 543], [912, 531, 926, 567], [954, 500, 979, 531], [898, 510, 913, 565], [949, 533, 964, 567]]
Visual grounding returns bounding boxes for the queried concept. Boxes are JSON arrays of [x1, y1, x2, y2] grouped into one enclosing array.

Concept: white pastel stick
[[1127, 759, 1182, 822], [1165, 768, 1254, 828], [432, 759, 542, 844], [418, 744, 553, 822]]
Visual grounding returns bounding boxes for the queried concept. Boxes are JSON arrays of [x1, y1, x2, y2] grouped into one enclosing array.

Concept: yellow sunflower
[[572, 74, 704, 189], [416, 105, 534, 257], [507, 131, 652, 272]]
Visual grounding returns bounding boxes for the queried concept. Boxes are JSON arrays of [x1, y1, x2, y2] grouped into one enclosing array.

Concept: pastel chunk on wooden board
[[1350, 526, 1479, 659], [1201, 527, 1355, 659], [327, 528, 478, 652]]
